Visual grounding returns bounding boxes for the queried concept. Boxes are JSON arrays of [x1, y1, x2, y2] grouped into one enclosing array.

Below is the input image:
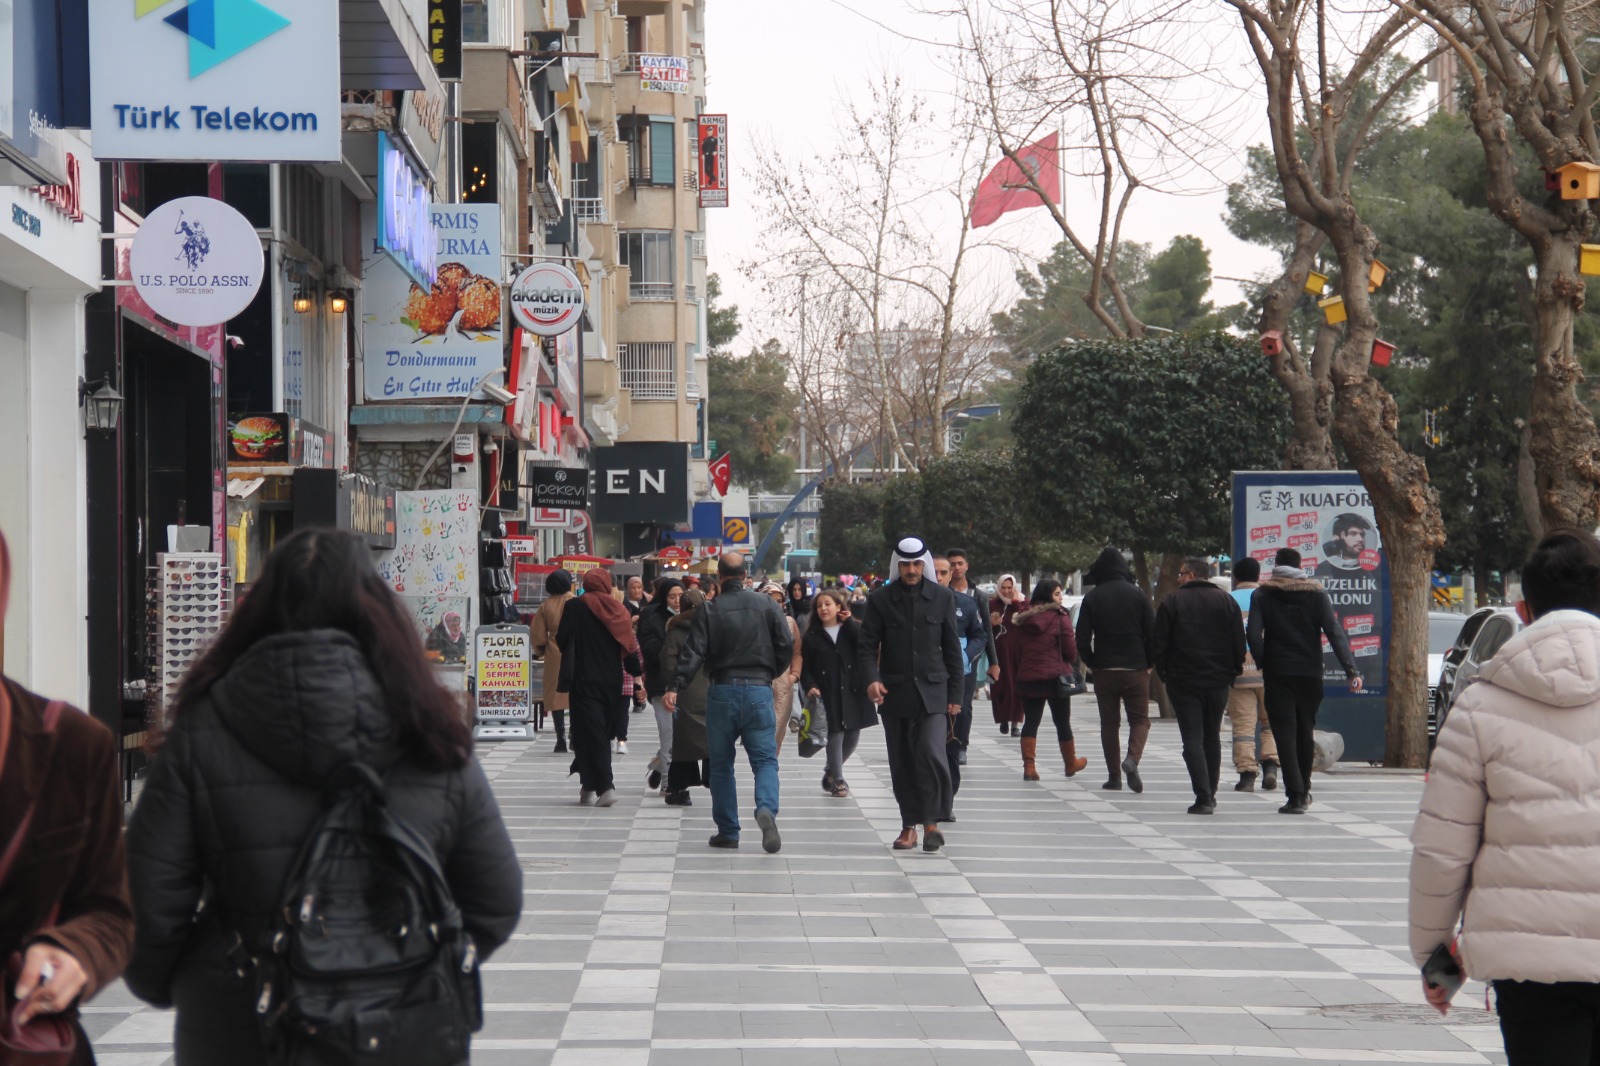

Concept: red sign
[[709, 451, 731, 496], [697, 115, 728, 209], [29, 154, 84, 223], [658, 546, 692, 562]]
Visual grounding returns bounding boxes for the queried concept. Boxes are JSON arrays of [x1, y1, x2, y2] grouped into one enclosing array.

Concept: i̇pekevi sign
[[89, 0, 340, 162]]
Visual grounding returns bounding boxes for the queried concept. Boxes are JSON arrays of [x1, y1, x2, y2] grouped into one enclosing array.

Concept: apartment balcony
[[630, 281, 676, 302], [573, 198, 609, 223], [618, 342, 678, 401], [570, 56, 612, 86]]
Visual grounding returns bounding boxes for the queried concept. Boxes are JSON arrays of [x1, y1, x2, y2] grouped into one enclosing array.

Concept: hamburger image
[[456, 275, 501, 331], [230, 416, 286, 461]]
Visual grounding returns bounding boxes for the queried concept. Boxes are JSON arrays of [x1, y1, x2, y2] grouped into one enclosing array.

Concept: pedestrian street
[[84, 716, 1504, 1065]]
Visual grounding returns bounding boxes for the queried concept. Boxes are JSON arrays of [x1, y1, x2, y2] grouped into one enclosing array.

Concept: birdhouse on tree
[[1556, 161, 1600, 200], [1371, 338, 1396, 367], [1303, 271, 1329, 295], [1260, 330, 1284, 356], [1367, 260, 1389, 292], [1581, 244, 1600, 276], [1318, 295, 1347, 325]]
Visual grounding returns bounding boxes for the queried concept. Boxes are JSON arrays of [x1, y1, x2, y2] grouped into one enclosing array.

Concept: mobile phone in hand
[[1422, 942, 1464, 1000]]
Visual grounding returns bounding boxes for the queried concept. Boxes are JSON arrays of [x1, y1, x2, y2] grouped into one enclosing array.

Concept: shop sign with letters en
[[130, 196, 264, 327]]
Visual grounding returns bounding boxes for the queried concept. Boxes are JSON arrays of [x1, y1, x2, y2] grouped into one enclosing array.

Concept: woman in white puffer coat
[[1408, 528, 1600, 1065]]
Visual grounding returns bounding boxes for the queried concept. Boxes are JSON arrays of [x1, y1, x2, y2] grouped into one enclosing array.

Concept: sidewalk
[[84, 714, 1504, 1065]]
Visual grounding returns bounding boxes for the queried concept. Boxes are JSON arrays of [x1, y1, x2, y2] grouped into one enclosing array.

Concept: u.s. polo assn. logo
[[138, 0, 292, 78]]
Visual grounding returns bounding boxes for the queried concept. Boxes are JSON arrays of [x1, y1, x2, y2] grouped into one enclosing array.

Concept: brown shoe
[[1020, 736, 1040, 781], [892, 826, 918, 850], [1059, 740, 1088, 777], [923, 824, 945, 852]]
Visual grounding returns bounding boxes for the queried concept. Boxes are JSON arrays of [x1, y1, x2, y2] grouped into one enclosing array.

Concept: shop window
[[463, 122, 498, 203]]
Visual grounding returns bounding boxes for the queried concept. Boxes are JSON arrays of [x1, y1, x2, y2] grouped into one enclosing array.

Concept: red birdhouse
[[1371, 338, 1396, 367], [1260, 330, 1284, 357]]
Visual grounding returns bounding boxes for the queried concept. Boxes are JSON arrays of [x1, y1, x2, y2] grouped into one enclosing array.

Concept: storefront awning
[[340, 0, 444, 94]]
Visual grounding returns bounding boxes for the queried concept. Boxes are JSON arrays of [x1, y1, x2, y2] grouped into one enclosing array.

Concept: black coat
[[557, 596, 644, 695], [637, 601, 674, 696], [1152, 579, 1246, 690], [1246, 576, 1359, 679], [1076, 548, 1154, 671], [124, 631, 522, 1065], [857, 578, 964, 718], [800, 618, 879, 732]]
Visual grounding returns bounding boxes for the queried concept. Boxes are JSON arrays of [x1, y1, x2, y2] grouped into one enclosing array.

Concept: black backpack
[[237, 763, 483, 1064]]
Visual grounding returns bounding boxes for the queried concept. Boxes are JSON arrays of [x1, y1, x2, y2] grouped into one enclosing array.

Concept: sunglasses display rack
[[145, 552, 234, 731]]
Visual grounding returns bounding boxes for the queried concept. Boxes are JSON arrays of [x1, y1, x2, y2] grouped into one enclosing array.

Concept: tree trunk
[[1516, 422, 1544, 542], [1379, 513, 1434, 767], [1259, 225, 1339, 471], [1527, 241, 1600, 531]]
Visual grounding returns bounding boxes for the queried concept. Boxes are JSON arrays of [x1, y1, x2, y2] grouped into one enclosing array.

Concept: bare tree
[[1398, 0, 1600, 532], [1224, 0, 1446, 767], [748, 73, 1002, 474]]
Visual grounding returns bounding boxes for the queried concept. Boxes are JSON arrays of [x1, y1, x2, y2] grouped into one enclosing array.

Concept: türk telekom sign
[[509, 262, 584, 337]]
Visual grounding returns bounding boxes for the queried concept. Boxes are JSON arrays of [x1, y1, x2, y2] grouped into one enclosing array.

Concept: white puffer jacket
[[1409, 609, 1600, 982]]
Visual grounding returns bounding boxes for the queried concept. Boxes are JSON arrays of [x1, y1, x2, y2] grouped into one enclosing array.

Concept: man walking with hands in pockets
[[858, 537, 965, 852]]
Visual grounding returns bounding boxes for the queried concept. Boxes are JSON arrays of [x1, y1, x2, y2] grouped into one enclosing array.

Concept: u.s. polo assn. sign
[[130, 196, 265, 326]]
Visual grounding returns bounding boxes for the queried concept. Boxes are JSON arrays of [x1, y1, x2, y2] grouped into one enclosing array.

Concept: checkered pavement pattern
[[87, 712, 1506, 1065]]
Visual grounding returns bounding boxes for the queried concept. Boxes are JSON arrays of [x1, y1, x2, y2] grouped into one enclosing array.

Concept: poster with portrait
[[697, 114, 727, 208], [1231, 471, 1390, 695], [375, 489, 480, 649]]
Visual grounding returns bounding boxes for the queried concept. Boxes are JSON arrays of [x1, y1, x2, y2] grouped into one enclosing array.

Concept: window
[[1473, 618, 1514, 663], [619, 116, 675, 187], [619, 231, 674, 300], [462, 0, 488, 43]]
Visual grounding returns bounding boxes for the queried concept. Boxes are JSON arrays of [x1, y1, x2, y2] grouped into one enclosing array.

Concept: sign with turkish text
[[510, 261, 584, 337], [474, 625, 531, 720], [1232, 470, 1390, 696], [591, 443, 690, 525], [697, 115, 727, 208], [130, 196, 264, 326], [362, 201, 502, 401], [376, 132, 438, 288], [637, 54, 690, 93], [528, 464, 589, 511], [427, 0, 461, 80], [90, 0, 339, 162]]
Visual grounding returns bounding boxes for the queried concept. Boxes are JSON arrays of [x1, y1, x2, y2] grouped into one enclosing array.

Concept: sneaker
[[756, 808, 782, 854], [1261, 760, 1279, 791], [1122, 756, 1143, 794], [595, 789, 618, 807], [646, 757, 663, 791], [999, 722, 1010, 735], [1235, 772, 1257, 793], [579, 789, 594, 806], [830, 782, 851, 798], [708, 834, 739, 849], [615, 740, 627, 755], [664, 790, 693, 806]]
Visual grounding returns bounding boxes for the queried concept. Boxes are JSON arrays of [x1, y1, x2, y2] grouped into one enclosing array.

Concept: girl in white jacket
[[1409, 528, 1600, 1065]]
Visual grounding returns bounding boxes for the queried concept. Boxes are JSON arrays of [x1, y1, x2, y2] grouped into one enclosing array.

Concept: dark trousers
[[1170, 685, 1229, 801], [947, 671, 978, 794], [665, 758, 709, 792], [1094, 670, 1151, 771], [1495, 979, 1600, 1065], [608, 697, 630, 742], [569, 685, 614, 793], [884, 712, 954, 827], [1263, 674, 1324, 798], [1020, 695, 1073, 741], [552, 709, 566, 739]]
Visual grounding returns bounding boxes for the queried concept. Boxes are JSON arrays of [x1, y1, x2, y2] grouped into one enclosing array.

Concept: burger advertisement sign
[[228, 414, 289, 464], [510, 263, 585, 337], [363, 203, 505, 401]]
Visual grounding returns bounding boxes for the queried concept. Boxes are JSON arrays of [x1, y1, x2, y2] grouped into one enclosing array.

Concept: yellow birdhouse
[[1318, 295, 1347, 325], [1303, 271, 1329, 295], [1367, 259, 1388, 292], [1556, 161, 1600, 200], [1581, 244, 1600, 276]]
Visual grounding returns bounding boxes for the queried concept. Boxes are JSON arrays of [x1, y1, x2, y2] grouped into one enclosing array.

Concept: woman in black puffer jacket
[[125, 528, 522, 1065]]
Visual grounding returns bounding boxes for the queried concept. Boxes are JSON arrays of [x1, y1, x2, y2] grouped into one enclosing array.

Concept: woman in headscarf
[[530, 569, 575, 754], [638, 577, 684, 792], [989, 574, 1028, 734], [659, 588, 710, 806], [557, 569, 643, 806], [1, 529, 134, 1064], [786, 577, 813, 632], [801, 588, 878, 797], [761, 581, 805, 752]]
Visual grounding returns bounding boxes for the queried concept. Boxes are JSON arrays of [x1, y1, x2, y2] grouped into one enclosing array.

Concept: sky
[[702, 0, 1286, 348]]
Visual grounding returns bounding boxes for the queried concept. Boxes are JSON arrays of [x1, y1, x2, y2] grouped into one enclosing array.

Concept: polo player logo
[[173, 210, 210, 270]]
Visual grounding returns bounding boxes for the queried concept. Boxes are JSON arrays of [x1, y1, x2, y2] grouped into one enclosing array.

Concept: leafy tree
[[1137, 236, 1242, 332], [911, 450, 1039, 579], [706, 274, 740, 356], [706, 336, 798, 493], [817, 481, 888, 576], [1012, 332, 1291, 560]]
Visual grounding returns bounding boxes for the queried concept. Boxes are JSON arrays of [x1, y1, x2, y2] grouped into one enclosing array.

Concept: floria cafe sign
[[89, 0, 340, 162]]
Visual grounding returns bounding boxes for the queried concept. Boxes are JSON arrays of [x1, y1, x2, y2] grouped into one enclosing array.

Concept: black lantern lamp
[[292, 288, 313, 313], [78, 376, 124, 433], [328, 289, 352, 314]]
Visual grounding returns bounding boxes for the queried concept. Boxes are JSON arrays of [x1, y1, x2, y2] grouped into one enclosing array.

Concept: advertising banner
[[89, 0, 340, 162], [637, 54, 690, 93], [427, 0, 461, 80], [362, 202, 502, 401], [1, 0, 86, 185], [129, 196, 264, 326], [509, 261, 584, 337], [528, 464, 588, 511], [474, 625, 531, 720], [591, 443, 690, 525], [1231, 471, 1390, 695], [375, 489, 479, 645], [697, 114, 727, 209]]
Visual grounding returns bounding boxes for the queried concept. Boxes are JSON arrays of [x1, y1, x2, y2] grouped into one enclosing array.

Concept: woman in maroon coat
[[988, 574, 1028, 733], [1012, 578, 1089, 782]]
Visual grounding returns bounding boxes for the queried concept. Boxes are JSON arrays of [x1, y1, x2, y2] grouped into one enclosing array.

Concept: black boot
[[1235, 772, 1257, 792], [553, 735, 568, 754], [1278, 792, 1308, 814], [1260, 760, 1279, 791]]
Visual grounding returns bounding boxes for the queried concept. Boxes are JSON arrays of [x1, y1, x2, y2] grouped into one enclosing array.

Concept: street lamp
[[327, 289, 352, 314], [78, 376, 124, 433], [292, 288, 313, 314]]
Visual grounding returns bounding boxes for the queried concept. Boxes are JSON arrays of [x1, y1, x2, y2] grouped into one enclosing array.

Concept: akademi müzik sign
[[509, 262, 584, 337]]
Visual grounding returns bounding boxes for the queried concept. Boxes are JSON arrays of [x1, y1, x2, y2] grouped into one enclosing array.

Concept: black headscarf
[[545, 568, 573, 596]]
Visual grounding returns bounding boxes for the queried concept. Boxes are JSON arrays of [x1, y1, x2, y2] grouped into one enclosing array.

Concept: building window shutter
[[650, 119, 675, 185]]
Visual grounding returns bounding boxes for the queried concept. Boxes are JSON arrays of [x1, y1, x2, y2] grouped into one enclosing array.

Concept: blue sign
[[686, 501, 722, 541], [376, 132, 437, 288], [0, 0, 88, 185]]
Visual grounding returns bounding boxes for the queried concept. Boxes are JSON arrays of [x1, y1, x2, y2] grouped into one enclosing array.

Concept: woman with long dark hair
[[1012, 578, 1088, 782], [124, 528, 522, 1065], [786, 577, 813, 632], [989, 574, 1028, 734], [800, 589, 878, 798], [660, 588, 711, 805], [558, 568, 643, 806]]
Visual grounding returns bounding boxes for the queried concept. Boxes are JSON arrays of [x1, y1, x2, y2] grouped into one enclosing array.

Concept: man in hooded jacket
[[1075, 547, 1155, 793]]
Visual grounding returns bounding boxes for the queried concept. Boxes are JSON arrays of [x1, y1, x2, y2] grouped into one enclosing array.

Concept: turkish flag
[[709, 452, 732, 496], [971, 134, 1062, 229]]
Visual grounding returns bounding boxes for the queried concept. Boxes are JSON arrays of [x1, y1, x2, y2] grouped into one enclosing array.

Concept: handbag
[[1055, 665, 1088, 698], [0, 700, 78, 1066]]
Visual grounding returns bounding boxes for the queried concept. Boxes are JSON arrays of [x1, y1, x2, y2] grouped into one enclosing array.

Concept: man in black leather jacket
[[665, 552, 794, 853]]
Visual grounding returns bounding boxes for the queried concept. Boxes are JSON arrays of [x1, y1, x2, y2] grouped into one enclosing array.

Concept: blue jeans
[[704, 682, 780, 841]]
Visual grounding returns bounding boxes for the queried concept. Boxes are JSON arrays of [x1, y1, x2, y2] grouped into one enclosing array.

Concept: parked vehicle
[[1435, 607, 1523, 736], [1427, 611, 1467, 733]]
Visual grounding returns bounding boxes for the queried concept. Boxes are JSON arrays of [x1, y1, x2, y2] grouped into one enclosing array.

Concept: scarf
[[891, 536, 935, 574], [995, 573, 1024, 604], [581, 568, 637, 650]]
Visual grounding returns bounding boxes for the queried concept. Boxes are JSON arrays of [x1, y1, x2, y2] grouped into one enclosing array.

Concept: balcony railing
[[690, 236, 707, 259], [572, 198, 609, 223], [629, 281, 675, 302], [616, 52, 692, 93], [618, 342, 677, 400], [570, 56, 612, 84], [683, 168, 698, 191], [683, 284, 697, 301]]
